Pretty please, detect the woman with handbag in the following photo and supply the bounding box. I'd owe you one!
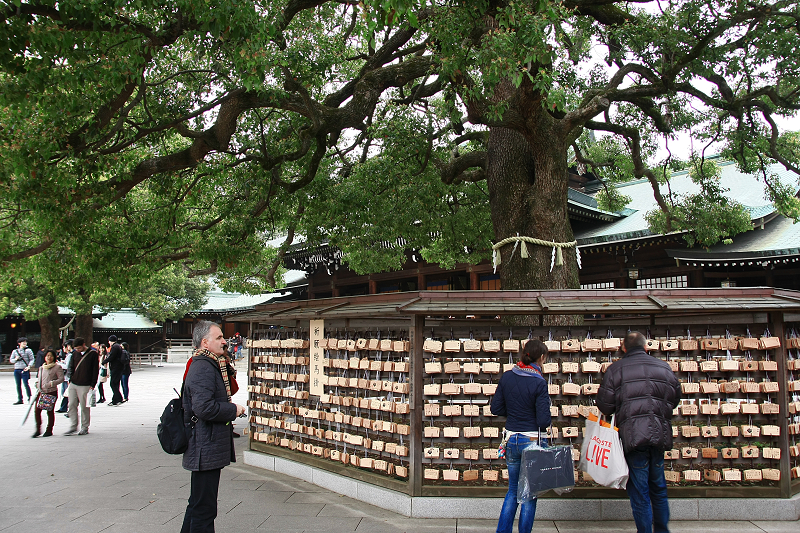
[33,349,64,437]
[490,339,552,533]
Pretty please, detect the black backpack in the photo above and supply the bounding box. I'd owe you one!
[157,386,195,454]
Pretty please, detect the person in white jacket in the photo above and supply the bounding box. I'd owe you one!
[10,337,34,404]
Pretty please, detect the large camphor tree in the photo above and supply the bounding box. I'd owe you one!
[1,0,799,308]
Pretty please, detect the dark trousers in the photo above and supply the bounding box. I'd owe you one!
[14,369,31,401]
[34,392,57,433]
[109,372,123,404]
[180,468,221,533]
[97,382,106,401]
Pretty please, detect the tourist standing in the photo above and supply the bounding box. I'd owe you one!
[490,340,552,533]
[65,338,100,436]
[35,345,48,369]
[232,332,243,360]
[597,331,681,533]
[102,335,124,405]
[33,349,64,437]
[180,321,246,533]
[120,342,132,402]
[56,340,73,413]
[10,337,34,405]
[95,343,108,403]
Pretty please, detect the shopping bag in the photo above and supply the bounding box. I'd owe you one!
[578,414,628,489]
[517,443,575,502]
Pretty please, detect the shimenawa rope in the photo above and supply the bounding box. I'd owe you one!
[492,234,581,273]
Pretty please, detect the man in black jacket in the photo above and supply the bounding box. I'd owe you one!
[102,335,125,405]
[180,321,246,533]
[597,332,681,533]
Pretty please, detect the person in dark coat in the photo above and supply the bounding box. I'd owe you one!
[490,339,552,533]
[597,331,681,533]
[102,335,124,405]
[180,321,245,533]
[120,341,132,402]
[35,346,49,369]
[56,339,73,413]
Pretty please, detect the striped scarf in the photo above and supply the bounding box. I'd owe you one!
[194,348,232,401]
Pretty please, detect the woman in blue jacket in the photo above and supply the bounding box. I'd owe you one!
[491,339,552,533]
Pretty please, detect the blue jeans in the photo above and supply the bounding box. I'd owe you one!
[626,447,670,533]
[14,369,31,401]
[497,435,548,533]
[59,380,69,410]
[121,374,130,400]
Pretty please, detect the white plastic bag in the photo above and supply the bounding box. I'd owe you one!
[579,414,628,489]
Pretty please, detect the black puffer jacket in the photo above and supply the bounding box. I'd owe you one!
[596,346,681,454]
[182,356,238,471]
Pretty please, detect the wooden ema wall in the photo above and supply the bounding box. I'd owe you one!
[247,319,800,498]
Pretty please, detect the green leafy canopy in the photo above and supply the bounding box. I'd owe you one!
[0,0,799,292]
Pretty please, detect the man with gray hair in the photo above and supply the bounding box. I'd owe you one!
[597,331,681,533]
[180,320,246,533]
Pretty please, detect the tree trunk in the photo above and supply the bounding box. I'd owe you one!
[486,125,581,326]
[75,312,94,344]
[38,304,62,350]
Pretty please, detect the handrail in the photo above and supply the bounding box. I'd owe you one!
[140,339,165,352]
[130,352,165,368]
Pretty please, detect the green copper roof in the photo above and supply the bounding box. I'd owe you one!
[576,161,798,246]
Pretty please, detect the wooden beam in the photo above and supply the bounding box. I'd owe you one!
[771,315,792,498]
[648,295,668,309]
[409,314,425,497]
[537,296,549,312]
[772,293,800,304]
[397,297,422,312]
[268,305,301,317]
[314,302,350,315]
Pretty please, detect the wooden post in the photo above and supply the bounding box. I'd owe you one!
[771,314,792,498]
[417,273,426,291]
[470,271,479,291]
[409,313,424,497]
[369,279,377,294]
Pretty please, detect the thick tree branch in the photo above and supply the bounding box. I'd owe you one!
[0,239,54,262]
[265,203,305,288]
[585,120,676,227]
[435,151,488,184]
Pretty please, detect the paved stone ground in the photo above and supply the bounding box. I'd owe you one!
[0,362,797,533]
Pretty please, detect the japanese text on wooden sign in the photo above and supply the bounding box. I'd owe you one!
[309,319,325,396]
